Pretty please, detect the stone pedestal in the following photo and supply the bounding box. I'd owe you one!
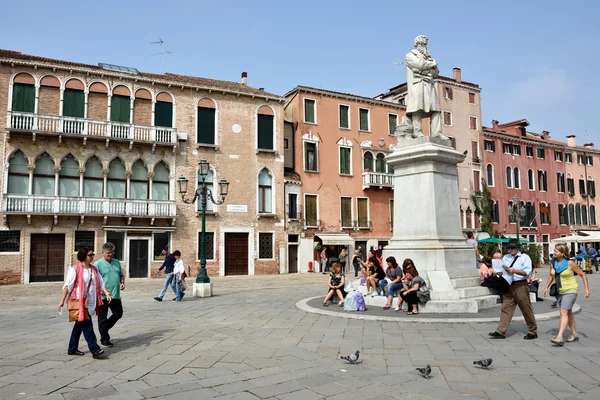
[193,282,213,298]
[383,137,479,303]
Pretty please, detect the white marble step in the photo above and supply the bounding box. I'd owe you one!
[447,269,480,279]
[362,292,500,314]
[452,277,482,288]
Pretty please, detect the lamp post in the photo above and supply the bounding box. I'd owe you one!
[507,194,526,241]
[177,159,229,284]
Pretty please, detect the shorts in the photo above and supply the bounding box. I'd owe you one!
[557,293,577,310]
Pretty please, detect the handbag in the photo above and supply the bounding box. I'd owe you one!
[180,279,187,292]
[549,283,557,297]
[67,272,93,322]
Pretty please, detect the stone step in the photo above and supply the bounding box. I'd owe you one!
[447,269,479,279]
[452,277,481,288]
[362,293,500,314]
[457,286,496,299]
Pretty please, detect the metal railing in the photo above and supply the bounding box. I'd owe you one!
[2,194,176,218]
[357,219,372,229]
[8,111,176,144]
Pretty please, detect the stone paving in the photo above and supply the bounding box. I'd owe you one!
[0,270,599,400]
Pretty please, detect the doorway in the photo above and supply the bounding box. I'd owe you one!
[225,233,248,275]
[288,245,298,273]
[30,234,65,282]
[129,239,149,278]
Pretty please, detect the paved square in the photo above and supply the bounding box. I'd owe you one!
[1,272,599,399]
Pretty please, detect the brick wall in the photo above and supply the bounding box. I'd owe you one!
[88,93,107,120]
[133,99,152,126]
[38,86,60,115]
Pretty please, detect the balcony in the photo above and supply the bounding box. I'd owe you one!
[7,111,177,153]
[2,194,176,224]
[362,171,393,190]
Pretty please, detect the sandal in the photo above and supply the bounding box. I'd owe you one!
[338,302,344,307]
[92,349,105,359]
[567,334,580,343]
[323,302,329,307]
[68,350,84,356]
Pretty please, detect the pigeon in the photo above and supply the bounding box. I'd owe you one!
[473,358,493,369]
[341,350,360,364]
[416,364,431,378]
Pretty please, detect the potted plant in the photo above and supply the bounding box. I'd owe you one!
[522,243,543,268]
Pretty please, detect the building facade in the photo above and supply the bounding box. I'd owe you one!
[0,49,286,284]
[283,86,403,273]
[376,67,484,231]
[482,119,598,259]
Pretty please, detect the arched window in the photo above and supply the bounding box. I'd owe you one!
[107,159,126,198]
[486,164,494,186]
[525,202,536,227]
[363,152,374,171]
[197,98,216,145]
[33,153,55,195]
[59,155,79,196]
[11,73,35,113]
[63,79,85,119]
[375,153,386,173]
[569,204,575,224]
[7,150,29,194]
[587,176,596,197]
[258,168,273,213]
[508,200,514,223]
[257,105,274,150]
[538,170,547,191]
[492,199,499,223]
[84,157,103,197]
[506,166,512,188]
[558,203,568,225]
[591,205,597,226]
[152,162,170,201]
[197,168,215,212]
[130,160,148,199]
[155,92,173,128]
[582,205,588,225]
[575,204,582,225]
[528,169,535,190]
[540,202,550,225]
[513,167,520,189]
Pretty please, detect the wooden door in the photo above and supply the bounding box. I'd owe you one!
[30,234,65,282]
[225,233,248,275]
[129,239,148,278]
[288,245,298,273]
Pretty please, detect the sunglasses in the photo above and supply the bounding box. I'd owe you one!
[87,253,95,257]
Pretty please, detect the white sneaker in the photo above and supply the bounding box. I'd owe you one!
[371,292,377,298]
[394,306,400,312]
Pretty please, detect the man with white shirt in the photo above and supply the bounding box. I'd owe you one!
[489,238,538,340]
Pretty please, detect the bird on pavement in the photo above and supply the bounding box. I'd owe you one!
[341,350,360,364]
[473,358,493,369]
[416,364,431,378]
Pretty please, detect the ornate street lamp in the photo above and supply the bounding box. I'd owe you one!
[177,158,229,284]
[507,194,526,241]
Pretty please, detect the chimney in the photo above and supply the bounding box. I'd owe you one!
[584,143,595,148]
[491,120,499,130]
[566,135,576,147]
[241,72,247,85]
[542,130,550,140]
[453,67,462,83]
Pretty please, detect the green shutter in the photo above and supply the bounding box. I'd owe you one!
[359,109,369,131]
[63,89,84,118]
[364,153,373,170]
[111,95,130,123]
[388,114,397,135]
[340,147,350,175]
[155,101,173,128]
[12,83,35,113]
[304,99,315,123]
[197,107,215,144]
[258,114,274,150]
[339,105,349,128]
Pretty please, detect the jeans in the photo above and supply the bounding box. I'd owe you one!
[97,298,123,343]
[352,263,360,278]
[158,273,177,299]
[175,276,185,301]
[68,319,101,354]
[387,282,404,297]
[377,279,388,296]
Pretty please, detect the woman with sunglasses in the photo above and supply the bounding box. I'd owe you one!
[58,247,112,359]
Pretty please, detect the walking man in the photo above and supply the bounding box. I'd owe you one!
[586,244,598,273]
[96,242,125,347]
[489,238,538,340]
[154,249,177,301]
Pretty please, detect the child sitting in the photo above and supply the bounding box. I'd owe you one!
[323,263,345,307]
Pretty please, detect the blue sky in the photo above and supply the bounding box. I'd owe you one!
[2,0,599,143]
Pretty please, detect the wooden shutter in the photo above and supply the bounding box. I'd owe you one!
[258,115,274,149]
[357,198,368,226]
[63,89,84,118]
[363,153,373,170]
[580,179,586,195]
[339,105,349,128]
[304,99,315,123]
[155,101,173,128]
[340,147,350,175]
[444,112,451,125]
[474,170,481,192]
[470,117,477,130]
[12,83,35,113]
[359,109,369,131]
[469,93,475,103]
[111,95,130,123]
[197,107,215,144]
[341,198,352,226]
[471,141,479,159]
[388,114,397,135]
[306,196,317,225]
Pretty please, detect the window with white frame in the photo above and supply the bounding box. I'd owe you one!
[305,194,318,227]
[363,151,374,171]
[565,152,573,163]
[304,98,316,124]
[486,164,494,186]
[469,116,478,131]
[33,153,55,196]
[257,106,275,150]
[339,146,351,175]
[339,104,350,129]
[358,108,370,131]
[388,113,398,136]
[375,153,386,173]
[304,141,318,172]
[197,231,215,260]
[59,155,80,197]
[513,167,520,189]
[258,168,273,214]
[443,111,452,126]
[484,140,495,152]
[555,150,563,162]
[528,169,535,191]
[83,157,103,197]
[506,166,513,188]
[340,197,353,228]
[557,173,565,193]
[526,146,534,157]
[538,170,548,191]
[258,232,274,259]
[537,148,545,159]
[357,198,369,228]
[7,150,29,195]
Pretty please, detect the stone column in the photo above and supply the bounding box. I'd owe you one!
[383,136,477,301]
[53,166,61,197]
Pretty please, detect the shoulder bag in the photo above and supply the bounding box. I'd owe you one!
[67,273,92,322]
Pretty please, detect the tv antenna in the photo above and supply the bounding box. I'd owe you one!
[393,58,403,68]
[151,38,173,74]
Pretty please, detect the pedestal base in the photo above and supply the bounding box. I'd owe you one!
[193,282,213,298]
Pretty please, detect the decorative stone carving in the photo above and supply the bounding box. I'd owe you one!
[27,164,36,171]
[125,170,133,178]
[148,171,155,179]
[102,169,110,177]
[53,166,61,173]
[78,168,86,174]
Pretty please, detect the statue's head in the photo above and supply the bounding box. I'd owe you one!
[414,35,428,48]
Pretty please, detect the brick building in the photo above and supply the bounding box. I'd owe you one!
[482,119,598,259]
[0,49,286,284]
[376,67,484,232]
[283,86,403,273]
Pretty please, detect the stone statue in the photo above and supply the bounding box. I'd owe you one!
[395,35,448,140]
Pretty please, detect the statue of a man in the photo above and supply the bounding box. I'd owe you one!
[397,35,448,140]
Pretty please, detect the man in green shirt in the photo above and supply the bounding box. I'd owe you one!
[95,242,125,347]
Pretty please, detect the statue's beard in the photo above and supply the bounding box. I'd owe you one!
[416,45,431,59]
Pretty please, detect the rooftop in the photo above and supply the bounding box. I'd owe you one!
[285,85,405,109]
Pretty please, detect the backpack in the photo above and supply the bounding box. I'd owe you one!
[344,292,359,312]
[354,291,366,312]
